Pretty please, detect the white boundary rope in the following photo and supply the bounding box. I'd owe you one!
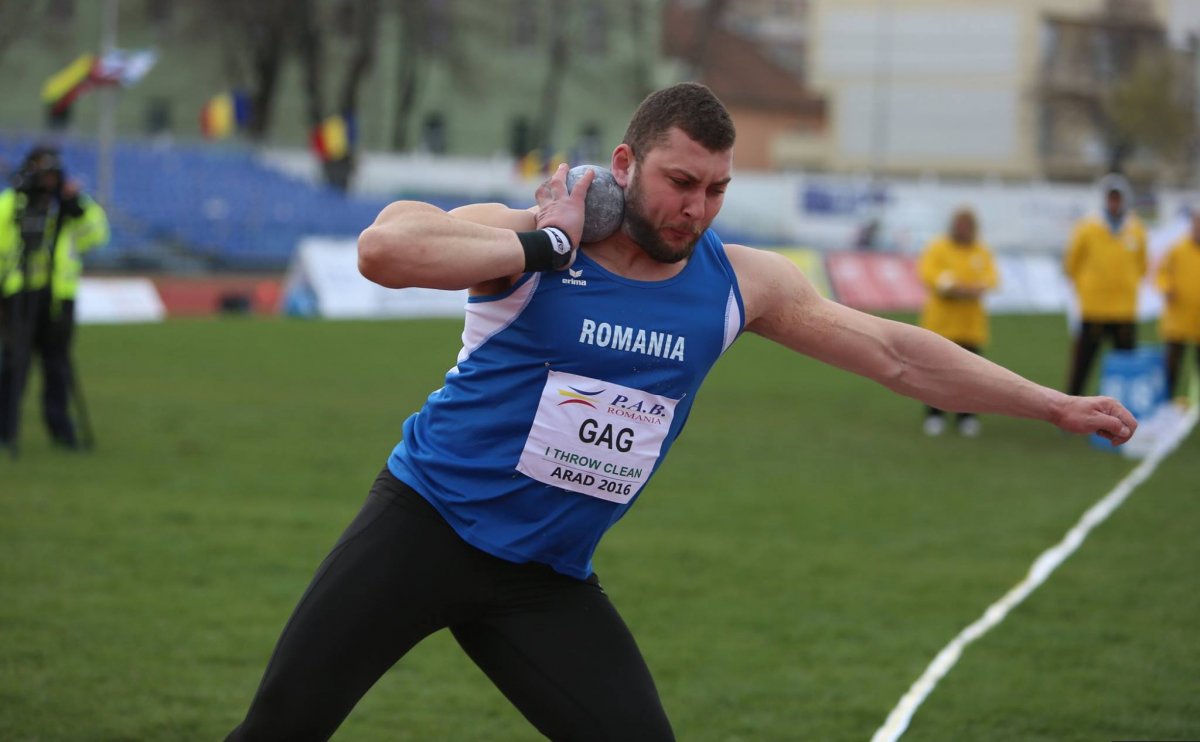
[870,405,1199,742]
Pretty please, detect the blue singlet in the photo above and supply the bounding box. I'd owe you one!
[389,230,745,579]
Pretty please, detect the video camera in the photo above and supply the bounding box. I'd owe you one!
[10,146,84,219]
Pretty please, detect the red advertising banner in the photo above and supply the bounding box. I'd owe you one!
[826,252,927,312]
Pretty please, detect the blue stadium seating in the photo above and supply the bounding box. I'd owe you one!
[0,134,415,271]
[0,134,775,270]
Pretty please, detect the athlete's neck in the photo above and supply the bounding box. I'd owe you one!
[582,234,690,281]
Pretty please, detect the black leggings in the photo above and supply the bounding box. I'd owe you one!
[227,470,674,742]
[1066,321,1137,397]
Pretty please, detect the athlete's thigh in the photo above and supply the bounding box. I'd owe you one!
[233,472,483,739]
[451,574,674,742]
[262,474,463,667]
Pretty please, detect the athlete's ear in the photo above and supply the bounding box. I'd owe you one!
[611,144,634,189]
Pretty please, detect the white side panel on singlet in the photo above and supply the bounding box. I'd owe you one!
[450,274,541,374]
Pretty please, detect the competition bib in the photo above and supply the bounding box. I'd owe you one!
[517,370,678,504]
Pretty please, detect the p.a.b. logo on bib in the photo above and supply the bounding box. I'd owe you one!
[517,370,677,504]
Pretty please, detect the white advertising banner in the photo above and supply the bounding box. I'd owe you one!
[986,254,1071,315]
[284,237,468,319]
[77,278,166,324]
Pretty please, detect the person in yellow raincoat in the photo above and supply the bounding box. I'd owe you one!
[1063,174,1147,396]
[1156,211,1200,399]
[0,146,109,454]
[917,207,998,436]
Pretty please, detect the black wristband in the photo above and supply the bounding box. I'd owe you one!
[517,227,574,272]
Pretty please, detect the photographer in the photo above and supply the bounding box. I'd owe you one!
[0,145,109,455]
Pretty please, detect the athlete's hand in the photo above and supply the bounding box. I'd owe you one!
[1052,395,1137,446]
[535,163,593,251]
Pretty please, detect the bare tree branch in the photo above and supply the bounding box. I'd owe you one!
[537,0,572,155]
[338,0,381,115]
[391,0,427,150]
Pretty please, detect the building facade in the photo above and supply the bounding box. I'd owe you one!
[776,0,1195,182]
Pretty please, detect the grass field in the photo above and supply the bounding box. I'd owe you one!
[1,313,1197,741]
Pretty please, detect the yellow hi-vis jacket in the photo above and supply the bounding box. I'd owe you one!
[0,187,110,301]
[917,236,998,347]
[1156,236,1200,343]
[1064,213,1147,322]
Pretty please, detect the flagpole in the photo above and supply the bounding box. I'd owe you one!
[97,0,118,209]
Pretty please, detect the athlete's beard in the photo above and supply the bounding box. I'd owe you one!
[621,172,703,264]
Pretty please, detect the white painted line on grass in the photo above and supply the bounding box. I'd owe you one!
[870,406,1199,742]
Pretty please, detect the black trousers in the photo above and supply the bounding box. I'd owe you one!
[1066,320,1137,397]
[0,291,76,449]
[227,470,674,742]
[1165,341,1200,399]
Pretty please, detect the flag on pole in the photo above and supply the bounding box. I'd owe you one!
[93,48,158,87]
[41,49,158,126]
[201,91,252,140]
[310,113,357,162]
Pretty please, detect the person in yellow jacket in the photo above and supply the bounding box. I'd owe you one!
[1156,211,1200,399]
[1063,173,1147,397]
[917,207,998,436]
[0,145,109,454]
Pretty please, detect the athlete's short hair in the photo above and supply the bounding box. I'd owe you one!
[622,82,735,160]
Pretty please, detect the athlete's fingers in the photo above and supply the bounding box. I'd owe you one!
[570,167,596,204]
[535,164,572,206]
[1091,398,1135,446]
[548,163,569,198]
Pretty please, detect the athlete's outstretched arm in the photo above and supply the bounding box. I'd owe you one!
[358,164,593,291]
[727,245,1137,445]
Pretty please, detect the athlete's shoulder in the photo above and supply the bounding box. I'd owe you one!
[720,241,776,272]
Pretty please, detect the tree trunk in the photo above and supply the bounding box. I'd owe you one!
[537,0,571,155]
[339,0,381,115]
[246,23,284,141]
[391,0,425,151]
[294,0,325,129]
[628,0,653,100]
[321,0,382,190]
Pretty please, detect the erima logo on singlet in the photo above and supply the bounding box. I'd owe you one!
[578,318,685,361]
[562,267,587,286]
